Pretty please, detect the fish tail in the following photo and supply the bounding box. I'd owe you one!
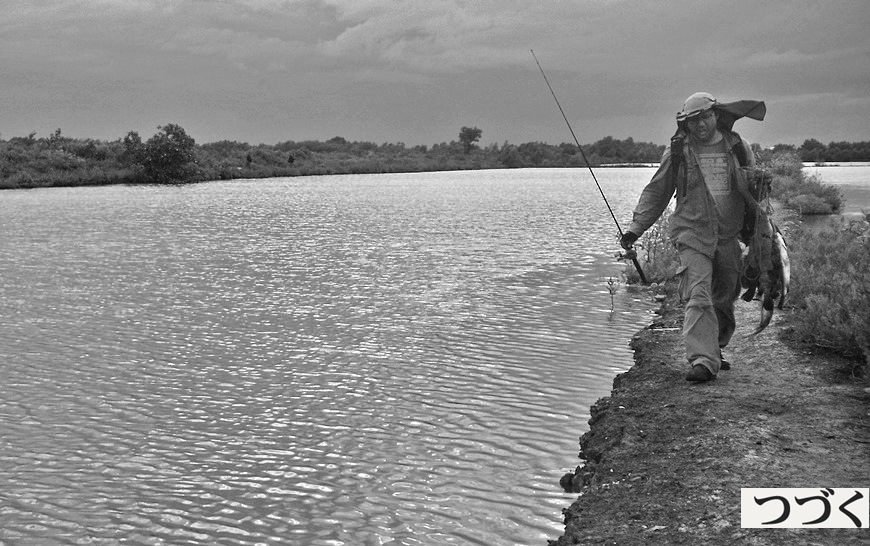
[752,296,774,335]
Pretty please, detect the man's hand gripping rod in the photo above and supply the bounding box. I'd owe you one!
[531,50,648,285]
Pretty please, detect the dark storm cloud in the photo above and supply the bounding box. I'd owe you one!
[1,0,867,147]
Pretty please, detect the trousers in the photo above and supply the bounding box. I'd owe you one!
[676,239,742,375]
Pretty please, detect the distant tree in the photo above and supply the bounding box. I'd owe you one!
[518,141,562,166]
[584,136,665,164]
[459,126,482,154]
[70,139,107,161]
[121,131,145,165]
[498,144,524,168]
[798,138,827,162]
[558,142,579,156]
[47,128,65,149]
[142,124,197,183]
[9,132,39,147]
[800,138,825,152]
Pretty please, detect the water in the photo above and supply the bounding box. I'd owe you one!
[0,168,660,545]
[803,162,870,214]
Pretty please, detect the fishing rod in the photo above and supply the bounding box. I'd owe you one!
[530,49,648,285]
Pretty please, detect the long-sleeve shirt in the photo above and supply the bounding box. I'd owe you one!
[627,131,755,258]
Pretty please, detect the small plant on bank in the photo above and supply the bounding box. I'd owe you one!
[603,276,620,311]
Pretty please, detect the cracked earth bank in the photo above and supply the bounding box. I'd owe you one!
[550,283,870,545]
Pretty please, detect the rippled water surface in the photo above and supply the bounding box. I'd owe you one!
[0,169,659,545]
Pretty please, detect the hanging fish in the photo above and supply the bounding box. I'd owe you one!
[773,229,791,308]
[740,214,790,335]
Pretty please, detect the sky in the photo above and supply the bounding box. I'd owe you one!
[1,0,868,148]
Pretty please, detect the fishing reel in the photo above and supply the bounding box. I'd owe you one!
[617,247,638,262]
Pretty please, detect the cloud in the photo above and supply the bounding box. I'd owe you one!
[316,0,555,72]
[0,0,867,145]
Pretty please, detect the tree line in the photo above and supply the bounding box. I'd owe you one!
[790,139,870,163]
[1,123,867,188]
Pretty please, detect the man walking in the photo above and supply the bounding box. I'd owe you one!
[620,92,761,382]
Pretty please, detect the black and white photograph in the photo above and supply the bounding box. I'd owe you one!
[1,1,868,544]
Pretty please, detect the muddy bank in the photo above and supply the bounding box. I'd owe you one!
[550,283,870,545]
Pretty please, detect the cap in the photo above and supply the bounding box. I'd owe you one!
[676,92,718,121]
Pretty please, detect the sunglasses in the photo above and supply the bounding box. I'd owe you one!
[686,110,716,124]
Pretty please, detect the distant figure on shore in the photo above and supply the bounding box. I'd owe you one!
[620,92,766,382]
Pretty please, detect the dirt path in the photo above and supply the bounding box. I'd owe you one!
[551,284,870,545]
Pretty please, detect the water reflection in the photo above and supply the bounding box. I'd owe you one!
[0,169,657,545]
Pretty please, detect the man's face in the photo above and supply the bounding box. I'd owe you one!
[686,109,718,143]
